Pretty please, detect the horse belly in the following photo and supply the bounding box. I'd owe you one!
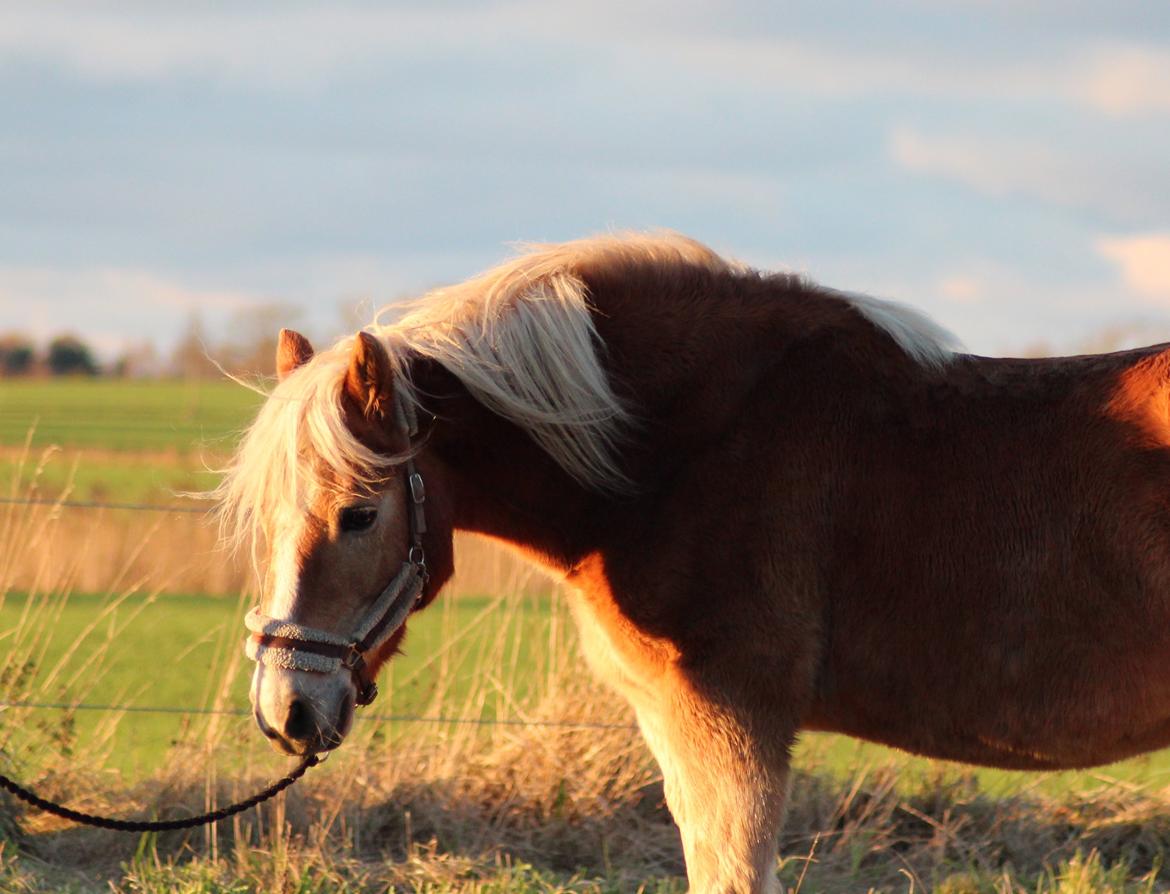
[810,602,1170,770]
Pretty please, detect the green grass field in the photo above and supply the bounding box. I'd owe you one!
[0,378,261,502]
[0,589,567,776]
[0,379,262,452]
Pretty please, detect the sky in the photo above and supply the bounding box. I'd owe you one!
[0,1,1168,362]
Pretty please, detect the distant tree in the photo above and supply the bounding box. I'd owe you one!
[47,335,99,376]
[170,313,220,379]
[112,340,161,379]
[1016,322,1170,358]
[0,333,36,376]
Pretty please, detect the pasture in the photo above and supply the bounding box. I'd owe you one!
[0,379,260,502]
[2,379,1170,892]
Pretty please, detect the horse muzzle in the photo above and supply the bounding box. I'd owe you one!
[250,664,355,755]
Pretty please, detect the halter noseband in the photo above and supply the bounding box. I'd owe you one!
[244,396,429,707]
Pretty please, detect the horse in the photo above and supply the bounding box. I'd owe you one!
[220,232,1170,893]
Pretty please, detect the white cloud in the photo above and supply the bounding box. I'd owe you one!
[890,129,1056,198]
[653,33,1072,106]
[888,127,1169,222]
[0,265,266,358]
[3,4,1167,119]
[937,275,982,305]
[0,266,257,313]
[0,252,502,359]
[1097,233,1170,301]
[778,250,1170,356]
[0,5,503,85]
[1082,46,1170,116]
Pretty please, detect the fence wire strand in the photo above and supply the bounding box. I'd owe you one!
[1,459,633,735]
[0,496,207,513]
[0,699,637,732]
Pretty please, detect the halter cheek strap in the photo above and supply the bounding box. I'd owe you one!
[243,395,429,707]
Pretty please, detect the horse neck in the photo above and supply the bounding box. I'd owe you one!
[412,268,898,570]
[414,365,609,572]
[586,265,881,464]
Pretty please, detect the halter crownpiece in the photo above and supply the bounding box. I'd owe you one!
[244,390,428,707]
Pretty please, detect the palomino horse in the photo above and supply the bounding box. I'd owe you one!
[223,233,1170,893]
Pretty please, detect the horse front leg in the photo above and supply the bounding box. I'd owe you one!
[636,689,793,894]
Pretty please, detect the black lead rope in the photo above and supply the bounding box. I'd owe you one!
[0,753,321,832]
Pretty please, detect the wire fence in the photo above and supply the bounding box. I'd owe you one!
[0,699,638,732]
[0,496,208,513]
[0,431,628,737]
[0,480,627,736]
[0,415,230,514]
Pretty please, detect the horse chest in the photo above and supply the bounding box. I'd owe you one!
[566,574,676,708]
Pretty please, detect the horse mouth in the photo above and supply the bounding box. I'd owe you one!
[252,691,352,756]
[254,708,299,755]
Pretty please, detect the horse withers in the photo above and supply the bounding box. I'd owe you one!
[220,233,1170,893]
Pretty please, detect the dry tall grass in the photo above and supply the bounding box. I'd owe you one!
[3,444,1170,891]
[8,666,1170,892]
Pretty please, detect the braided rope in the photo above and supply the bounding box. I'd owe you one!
[0,754,320,832]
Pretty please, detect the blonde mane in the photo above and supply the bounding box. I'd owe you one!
[215,233,704,555]
[215,231,957,556]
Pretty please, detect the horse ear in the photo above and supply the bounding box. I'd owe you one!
[344,331,394,418]
[276,329,314,380]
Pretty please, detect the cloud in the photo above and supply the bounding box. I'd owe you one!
[1082,46,1170,116]
[778,246,1170,356]
[0,5,493,85]
[890,129,1056,197]
[0,265,266,358]
[936,275,982,305]
[3,4,1168,120]
[653,34,1069,107]
[1097,233,1170,301]
[888,127,1170,223]
[0,266,257,313]
[0,252,502,359]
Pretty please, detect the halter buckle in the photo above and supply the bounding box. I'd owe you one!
[342,643,364,671]
[343,644,378,705]
[409,472,426,505]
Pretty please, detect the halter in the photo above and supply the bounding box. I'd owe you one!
[243,395,428,707]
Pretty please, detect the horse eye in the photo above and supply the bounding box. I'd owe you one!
[338,505,378,533]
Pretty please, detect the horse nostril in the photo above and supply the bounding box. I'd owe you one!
[254,709,280,741]
[283,698,315,741]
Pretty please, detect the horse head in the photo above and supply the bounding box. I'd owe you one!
[228,328,452,755]
[221,236,656,757]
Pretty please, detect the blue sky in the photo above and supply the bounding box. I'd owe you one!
[1,1,1168,361]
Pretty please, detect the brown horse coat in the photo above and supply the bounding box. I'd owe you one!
[234,234,1170,893]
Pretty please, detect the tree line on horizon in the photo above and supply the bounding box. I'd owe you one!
[0,327,238,380]
[0,302,328,380]
[0,333,101,377]
[12,301,1164,382]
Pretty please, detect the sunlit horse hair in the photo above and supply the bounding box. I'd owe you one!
[217,234,746,558]
[217,233,961,561]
